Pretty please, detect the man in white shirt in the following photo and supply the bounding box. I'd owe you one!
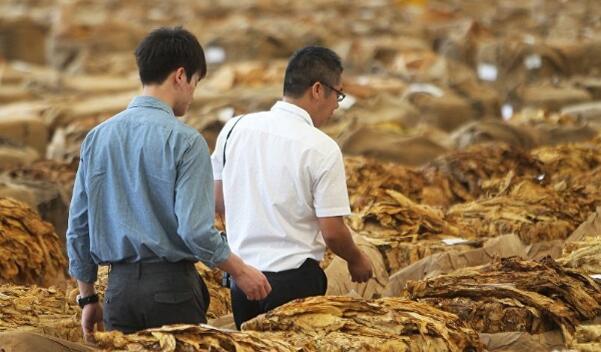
[211,46,373,329]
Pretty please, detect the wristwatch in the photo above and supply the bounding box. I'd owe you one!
[76,293,99,308]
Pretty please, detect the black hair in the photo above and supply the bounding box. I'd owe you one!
[135,26,207,85]
[283,46,343,98]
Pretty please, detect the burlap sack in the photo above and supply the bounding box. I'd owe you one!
[0,331,92,352]
[479,330,565,352]
[340,125,448,166]
[517,84,592,111]
[532,123,597,146]
[549,39,601,76]
[405,90,476,132]
[0,85,33,104]
[0,115,47,156]
[451,119,537,149]
[0,146,38,170]
[562,101,601,128]
[324,233,388,299]
[0,18,48,64]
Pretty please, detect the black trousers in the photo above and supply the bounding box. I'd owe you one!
[103,261,209,333]
[230,258,327,329]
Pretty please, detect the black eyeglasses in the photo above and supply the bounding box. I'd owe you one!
[320,82,346,102]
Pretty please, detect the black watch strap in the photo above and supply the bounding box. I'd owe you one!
[77,293,99,308]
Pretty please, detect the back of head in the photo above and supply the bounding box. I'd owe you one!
[283,46,343,98]
[135,26,207,85]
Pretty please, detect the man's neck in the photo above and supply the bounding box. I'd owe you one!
[282,96,316,124]
[142,85,176,111]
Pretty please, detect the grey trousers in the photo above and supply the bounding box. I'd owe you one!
[103,261,209,333]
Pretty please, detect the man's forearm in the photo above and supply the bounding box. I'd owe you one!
[323,229,363,264]
[216,253,244,277]
[319,216,363,264]
[77,280,96,297]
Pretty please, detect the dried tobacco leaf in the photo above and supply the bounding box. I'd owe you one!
[348,185,478,273]
[345,156,455,209]
[94,324,301,352]
[572,324,601,352]
[194,263,232,319]
[0,197,67,286]
[406,257,601,344]
[446,180,587,243]
[0,284,80,342]
[532,141,601,183]
[423,143,546,201]
[559,237,601,275]
[242,295,483,352]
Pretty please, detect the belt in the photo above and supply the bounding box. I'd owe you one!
[108,261,195,276]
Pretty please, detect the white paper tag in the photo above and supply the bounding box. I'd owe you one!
[591,274,601,280]
[442,237,470,245]
[206,47,226,64]
[339,94,356,110]
[478,63,498,81]
[524,54,542,70]
[522,35,536,45]
[356,76,370,85]
[501,104,514,120]
[407,83,444,97]
[217,107,235,123]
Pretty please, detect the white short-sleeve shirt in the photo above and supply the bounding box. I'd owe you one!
[211,101,351,271]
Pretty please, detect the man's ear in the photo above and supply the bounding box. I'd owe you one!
[310,82,322,99]
[174,67,187,84]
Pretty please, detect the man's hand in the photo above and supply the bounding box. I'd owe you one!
[81,302,104,343]
[347,250,373,283]
[231,264,272,300]
[217,253,272,300]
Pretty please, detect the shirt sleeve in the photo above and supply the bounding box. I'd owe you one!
[66,148,98,284]
[176,134,231,267]
[312,146,352,218]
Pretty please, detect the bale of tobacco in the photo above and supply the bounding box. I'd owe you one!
[532,139,601,183]
[0,197,67,286]
[344,156,456,209]
[94,324,301,352]
[347,187,478,273]
[242,295,483,352]
[446,180,588,243]
[0,284,80,342]
[572,324,601,352]
[423,143,546,202]
[558,207,601,275]
[406,256,601,345]
[559,236,601,275]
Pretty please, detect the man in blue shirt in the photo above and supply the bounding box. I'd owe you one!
[67,27,271,340]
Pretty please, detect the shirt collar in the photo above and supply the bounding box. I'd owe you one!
[127,96,175,116]
[271,101,314,127]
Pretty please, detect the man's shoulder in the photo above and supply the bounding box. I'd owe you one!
[307,128,341,156]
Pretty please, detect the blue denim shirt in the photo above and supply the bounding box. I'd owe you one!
[67,96,230,283]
